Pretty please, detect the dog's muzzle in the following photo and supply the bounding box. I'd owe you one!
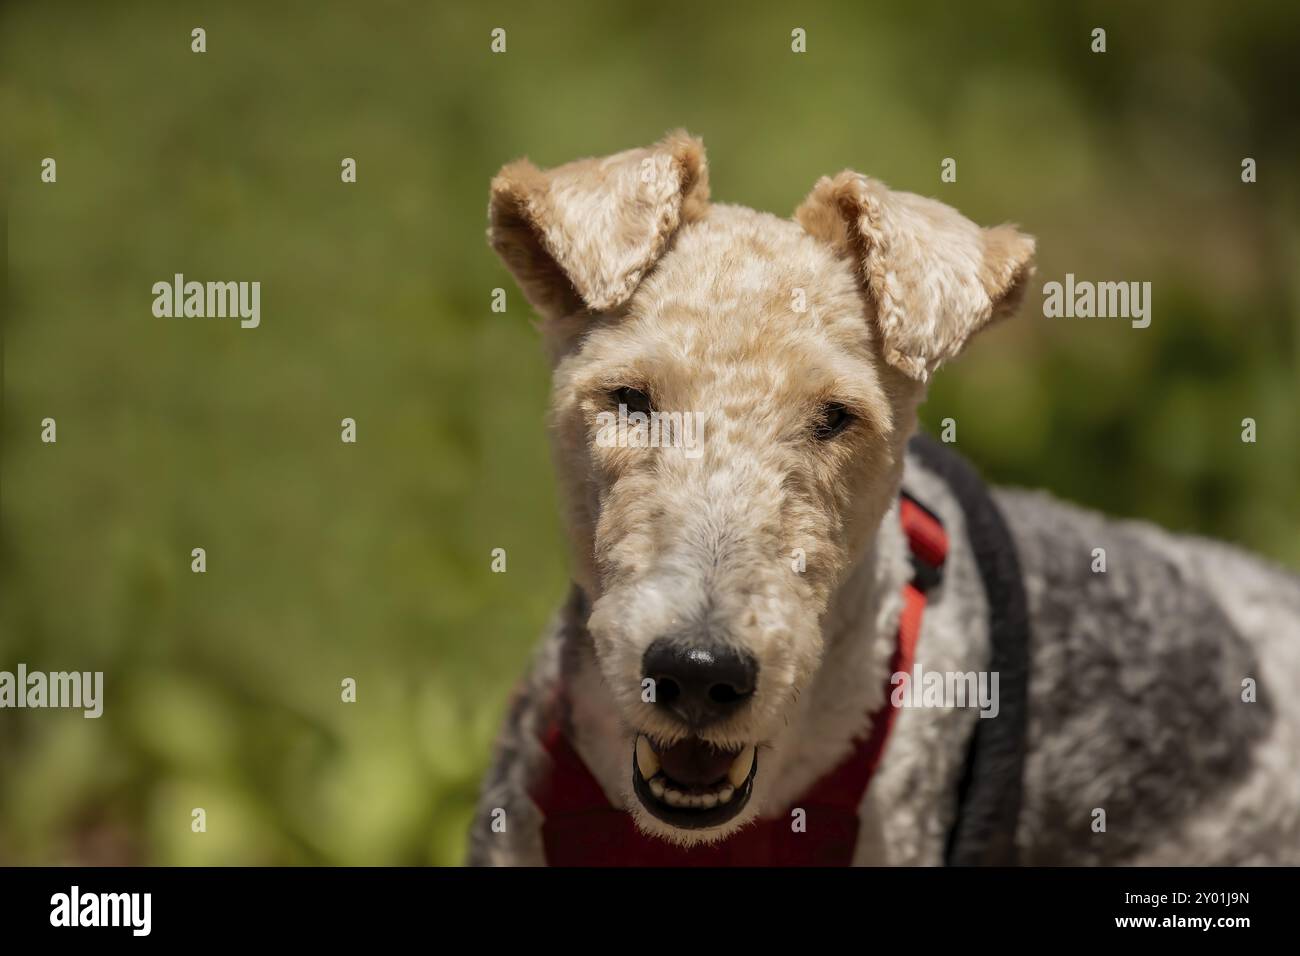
[632,734,757,828]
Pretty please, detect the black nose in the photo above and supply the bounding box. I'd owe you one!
[641,639,758,728]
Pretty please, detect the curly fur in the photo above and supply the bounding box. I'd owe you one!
[469,132,1300,865]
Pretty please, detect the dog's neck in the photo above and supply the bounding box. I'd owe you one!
[560,492,913,817]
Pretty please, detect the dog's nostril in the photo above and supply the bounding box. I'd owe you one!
[656,679,681,703]
[708,683,748,705]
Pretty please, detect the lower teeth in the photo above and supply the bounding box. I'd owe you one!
[653,775,736,809]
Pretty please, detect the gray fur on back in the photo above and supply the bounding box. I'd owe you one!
[997,488,1300,864]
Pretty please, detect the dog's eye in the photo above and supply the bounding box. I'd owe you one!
[812,402,853,441]
[610,386,654,415]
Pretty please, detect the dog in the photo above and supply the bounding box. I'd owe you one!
[469,131,1300,865]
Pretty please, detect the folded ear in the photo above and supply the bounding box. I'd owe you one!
[795,171,1035,382]
[488,130,710,319]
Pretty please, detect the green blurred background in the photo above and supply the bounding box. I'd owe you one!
[0,0,1296,864]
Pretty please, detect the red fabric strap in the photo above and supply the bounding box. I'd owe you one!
[531,493,948,866]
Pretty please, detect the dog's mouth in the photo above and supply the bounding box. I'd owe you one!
[632,734,757,829]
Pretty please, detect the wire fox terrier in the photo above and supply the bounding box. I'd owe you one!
[470,132,1300,866]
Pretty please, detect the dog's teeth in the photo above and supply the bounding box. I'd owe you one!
[728,746,755,788]
[641,741,753,811]
[635,735,660,778]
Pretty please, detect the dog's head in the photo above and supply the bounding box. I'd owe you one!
[489,132,1034,844]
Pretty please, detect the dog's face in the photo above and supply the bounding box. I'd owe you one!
[490,132,1033,844]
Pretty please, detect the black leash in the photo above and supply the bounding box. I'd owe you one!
[908,432,1031,866]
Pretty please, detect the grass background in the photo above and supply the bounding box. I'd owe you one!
[1,0,1296,864]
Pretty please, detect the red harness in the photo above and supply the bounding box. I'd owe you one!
[530,494,949,866]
